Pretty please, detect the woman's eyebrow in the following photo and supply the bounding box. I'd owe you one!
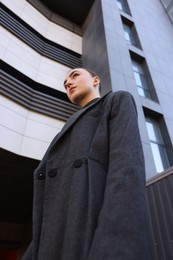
[63,70,79,86]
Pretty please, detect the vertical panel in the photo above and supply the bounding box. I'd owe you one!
[82,0,111,95]
[146,168,173,260]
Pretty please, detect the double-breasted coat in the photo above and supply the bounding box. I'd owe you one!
[22,91,150,260]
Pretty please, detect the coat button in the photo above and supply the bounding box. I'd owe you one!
[37,172,45,180]
[48,170,57,177]
[73,159,82,168]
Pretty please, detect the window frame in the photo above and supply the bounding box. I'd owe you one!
[130,52,158,102]
[145,117,170,173]
[117,0,131,15]
[121,16,142,49]
[123,23,137,46]
[143,109,173,173]
[132,59,152,99]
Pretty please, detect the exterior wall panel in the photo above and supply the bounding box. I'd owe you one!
[82,0,112,95]
[1,3,82,69]
[146,167,173,260]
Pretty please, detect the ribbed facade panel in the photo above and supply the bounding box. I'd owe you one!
[1,3,82,68]
[0,69,79,121]
[146,167,173,260]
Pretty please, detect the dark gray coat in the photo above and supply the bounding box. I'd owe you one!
[22,91,150,260]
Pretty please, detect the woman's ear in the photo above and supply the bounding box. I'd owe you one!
[93,76,100,86]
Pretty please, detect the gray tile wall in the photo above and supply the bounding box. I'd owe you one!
[82,0,112,95]
[82,0,173,179]
[129,0,173,177]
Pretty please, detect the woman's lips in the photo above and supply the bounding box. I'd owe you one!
[69,86,76,93]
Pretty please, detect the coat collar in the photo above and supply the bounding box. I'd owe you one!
[48,90,112,151]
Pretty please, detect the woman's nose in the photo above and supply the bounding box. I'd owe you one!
[66,80,74,89]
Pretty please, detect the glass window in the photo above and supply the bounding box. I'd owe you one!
[145,117,170,173]
[160,0,172,8]
[123,23,137,46]
[117,0,131,14]
[160,0,173,24]
[132,60,151,99]
[117,0,123,10]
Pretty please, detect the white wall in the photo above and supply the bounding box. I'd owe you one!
[0,27,71,92]
[1,0,83,93]
[1,0,82,54]
[0,96,64,160]
[1,0,82,159]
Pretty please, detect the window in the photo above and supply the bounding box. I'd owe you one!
[130,52,158,101]
[117,0,131,15]
[160,0,172,9]
[132,60,152,99]
[145,117,170,173]
[123,23,137,46]
[160,0,173,24]
[117,0,123,10]
[121,16,141,49]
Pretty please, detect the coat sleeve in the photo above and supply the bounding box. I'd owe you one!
[87,91,150,260]
[21,242,32,259]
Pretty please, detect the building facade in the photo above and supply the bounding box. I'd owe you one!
[0,0,173,259]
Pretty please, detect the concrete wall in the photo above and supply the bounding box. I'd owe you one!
[82,0,112,95]
[100,0,173,179]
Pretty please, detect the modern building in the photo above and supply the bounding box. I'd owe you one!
[0,0,173,259]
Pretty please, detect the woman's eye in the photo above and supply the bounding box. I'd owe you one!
[73,73,79,78]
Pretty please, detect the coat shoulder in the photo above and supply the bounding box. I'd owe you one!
[103,90,134,101]
[102,90,135,108]
[102,90,137,118]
